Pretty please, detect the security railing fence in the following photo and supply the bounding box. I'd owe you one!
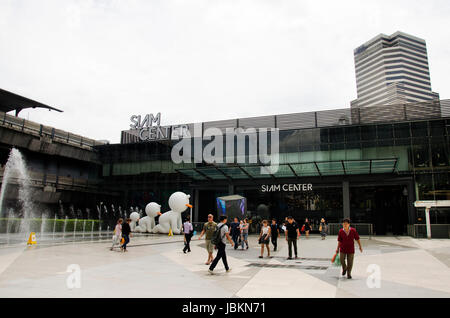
[0,111,107,150]
[327,223,373,236]
[407,224,450,239]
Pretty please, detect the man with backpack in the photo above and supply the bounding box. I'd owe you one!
[208,215,234,274]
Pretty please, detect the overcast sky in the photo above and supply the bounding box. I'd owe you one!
[0,0,449,143]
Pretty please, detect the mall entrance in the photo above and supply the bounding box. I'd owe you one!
[350,185,409,235]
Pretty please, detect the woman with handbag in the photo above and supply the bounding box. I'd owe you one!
[110,218,123,251]
[258,220,272,258]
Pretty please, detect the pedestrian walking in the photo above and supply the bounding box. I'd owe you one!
[319,218,328,240]
[209,215,234,274]
[121,218,132,252]
[240,218,249,250]
[336,218,363,279]
[270,219,280,251]
[230,217,240,250]
[258,220,272,258]
[183,216,194,253]
[110,218,123,251]
[303,218,311,238]
[285,216,300,259]
[198,214,217,265]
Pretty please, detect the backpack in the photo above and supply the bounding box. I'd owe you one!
[211,223,225,246]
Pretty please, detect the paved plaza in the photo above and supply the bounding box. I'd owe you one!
[0,233,449,298]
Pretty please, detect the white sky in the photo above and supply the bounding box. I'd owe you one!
[0,0,449,143]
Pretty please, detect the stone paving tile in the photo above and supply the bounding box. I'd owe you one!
[0,234,449,298]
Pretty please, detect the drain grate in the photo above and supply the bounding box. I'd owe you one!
[246,263,329,270]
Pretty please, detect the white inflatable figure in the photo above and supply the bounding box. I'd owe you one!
[129,212,140,232]
[153,192,192,234]
[135,202,162,233]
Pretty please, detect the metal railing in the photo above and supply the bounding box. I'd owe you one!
[407,224,450,239]
[0,111,107,151]
[327,223,373,237]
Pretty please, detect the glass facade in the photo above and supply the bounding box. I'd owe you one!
[97,118,450,233]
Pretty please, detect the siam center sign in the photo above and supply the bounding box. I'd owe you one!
[130,113,189,141]
[128,113,281,175]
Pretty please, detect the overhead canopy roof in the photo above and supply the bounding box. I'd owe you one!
[176,158,398,181]
[0,88,63,115]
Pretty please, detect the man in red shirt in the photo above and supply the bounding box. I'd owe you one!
[336,218,363,279]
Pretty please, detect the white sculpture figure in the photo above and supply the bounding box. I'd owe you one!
[135,202,162,233]
[129,211,140,232]
[153,192,192,234]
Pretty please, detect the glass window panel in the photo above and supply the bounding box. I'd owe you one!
[361,126,376,140]
[345,126,360,142]
[412,142,430,168]
[394,123,410,138]
[273,165,296,178]
[371,159,397,173]
[316,161,344,176]
[279,130,300,153]
[240,166,271,178]
[195,168,228,179]
[429,120,446,137]
[329,128,344,143]
[377,124,393,139]
[344,160,370,174]
[411,122,428,137]
[218,167,249,179]
[290,163,319,176]
[431,138,449,167]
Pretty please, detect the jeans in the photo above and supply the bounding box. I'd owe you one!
[287,238,297,258]
[183,234,192,252]
[340,253,354,276]
[232,234,239,250]
[209,242,229,271]
[122,234,130,250]
[271,236,278,251]
[241,233,248,248]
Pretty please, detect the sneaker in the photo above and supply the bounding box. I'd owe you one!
[226,268,232,273]
[208,269,214,275]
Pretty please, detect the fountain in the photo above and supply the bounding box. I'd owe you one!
[91,220,94,241]
[0,148,36,241]
[73,218,78,240]
[52,215,57,240]
[82,219,86,238]
[63,216,68,239]
[40,213,47,240]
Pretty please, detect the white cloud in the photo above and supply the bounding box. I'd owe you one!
[0,0,449,143]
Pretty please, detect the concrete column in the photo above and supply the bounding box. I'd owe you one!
[228,184,234,195]
[343,180,350,220]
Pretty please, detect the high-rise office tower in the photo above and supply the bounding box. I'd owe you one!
[351,31,439,108]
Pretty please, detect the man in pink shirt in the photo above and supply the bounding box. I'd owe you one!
[336,218,363,279]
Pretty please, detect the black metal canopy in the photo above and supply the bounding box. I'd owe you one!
[0,88,63,116]
[176,158,399,181]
